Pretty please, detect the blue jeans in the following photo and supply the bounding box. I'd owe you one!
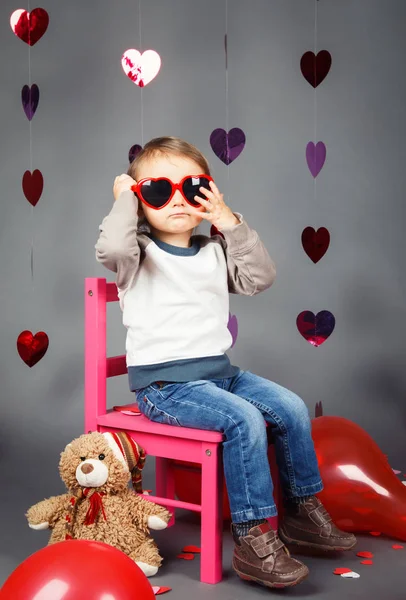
[135,368,324,522]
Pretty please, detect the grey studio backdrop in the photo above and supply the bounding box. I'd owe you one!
[1,0,405,586]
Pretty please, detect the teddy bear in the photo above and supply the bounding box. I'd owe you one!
[26,430,172,577]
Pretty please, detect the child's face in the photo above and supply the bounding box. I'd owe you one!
[136,153,206,244]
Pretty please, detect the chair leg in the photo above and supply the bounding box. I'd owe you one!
[155,457,176,527]
[200,444,223,584]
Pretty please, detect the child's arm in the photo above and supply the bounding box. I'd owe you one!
[215,213,277,296]
[95,175,141,291]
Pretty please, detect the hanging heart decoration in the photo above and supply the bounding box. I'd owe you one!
[301,227,330,263]
[306,141,326,178]
[300,50,332,88]
[17,330,49,367]
[129,144,143,163]
[296,310,335,347]
[21,84,39,121]
[227,313,238,348]
[10,8,49,46]
[121,49,161,87]
[210,224,225,239]
[22,169,43,207]
[210,128,245,165]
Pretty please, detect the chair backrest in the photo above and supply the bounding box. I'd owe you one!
[84,277,127,432]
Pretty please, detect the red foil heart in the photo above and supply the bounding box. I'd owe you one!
[22,170,43,206]
[302,227,330,263]
[300,50,332,88]
[296,310,335,346]
[10,8,49,46]
[17,331,49,367]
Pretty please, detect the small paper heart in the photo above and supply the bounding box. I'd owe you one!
[182,545,201,553]
[306,141,326,178]
[22,84,39,120]
[356,551,374,558]
[121,49,161,87]
[300,50,332,88]
[152,586,171,595]
[210,224,225,239]
[176,553,195,560]
[129,144,143,163]
[17,330,49,367]
[333,567,352,575]
[209,128,246,165]
[392,544,404,550]
[22,169,43,206]
[360,560,373,565]
[301,227,330,263]
[227,313,238,348]
[10,8,49,46]
[296,310,335,347]
[369,531,382,536]
[113,404,141,415]
[341,571,360,579]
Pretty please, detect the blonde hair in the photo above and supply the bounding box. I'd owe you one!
[127,136,211,231]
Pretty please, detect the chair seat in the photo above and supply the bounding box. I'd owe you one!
[97,410,224,443]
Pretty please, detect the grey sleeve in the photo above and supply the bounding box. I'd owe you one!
[216,212,276,296]
[95,190,141,291]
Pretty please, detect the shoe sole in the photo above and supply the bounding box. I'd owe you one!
[279,526,357,553]
[233,560,309,589]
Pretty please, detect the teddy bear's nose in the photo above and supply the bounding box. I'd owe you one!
[81,463,94,475]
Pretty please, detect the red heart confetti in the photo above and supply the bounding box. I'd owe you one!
[369,532,382,536]
[152,587,172,595]
[392,545,404,550]
[182,545,201,553]
[113,404,141,415]
[333,568,352,575]
[176,553,195,560]
[17,330,49,367]
[357,551,374,558]
[360,560,373,565]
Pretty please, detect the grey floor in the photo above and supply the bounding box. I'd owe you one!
[1,466,405,599]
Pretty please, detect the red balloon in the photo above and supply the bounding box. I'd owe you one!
[0,540,155,600]
[312,416,406,541]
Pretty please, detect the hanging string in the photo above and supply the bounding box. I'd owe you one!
[313,0,318,217]
[224,0,229,204]
[27,0,35,288]
[139,0,144,146]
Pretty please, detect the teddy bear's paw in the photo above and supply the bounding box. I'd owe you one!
[147,515,168,530]
[29,521,50,530]
[136,561,159,577]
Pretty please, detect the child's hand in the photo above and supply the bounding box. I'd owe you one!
[189,180,240,230]
[113,174,137,201]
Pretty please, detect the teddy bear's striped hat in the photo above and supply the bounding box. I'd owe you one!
[103,431,146,493]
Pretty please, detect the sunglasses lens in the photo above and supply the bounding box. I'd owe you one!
[182,176,211,206]
[140,179,172,208]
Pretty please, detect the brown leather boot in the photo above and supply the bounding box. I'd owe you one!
[231,521,309,589]
[278,496,357,552]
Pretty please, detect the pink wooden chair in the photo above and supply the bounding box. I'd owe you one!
[84,277,281,584]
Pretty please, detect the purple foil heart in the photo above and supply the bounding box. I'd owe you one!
[129,144,143,163]
[296,310,335,347]
[227,312,238,347]
[21,84,39,121]
[210,128,245,165]
[306,141,326,177]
